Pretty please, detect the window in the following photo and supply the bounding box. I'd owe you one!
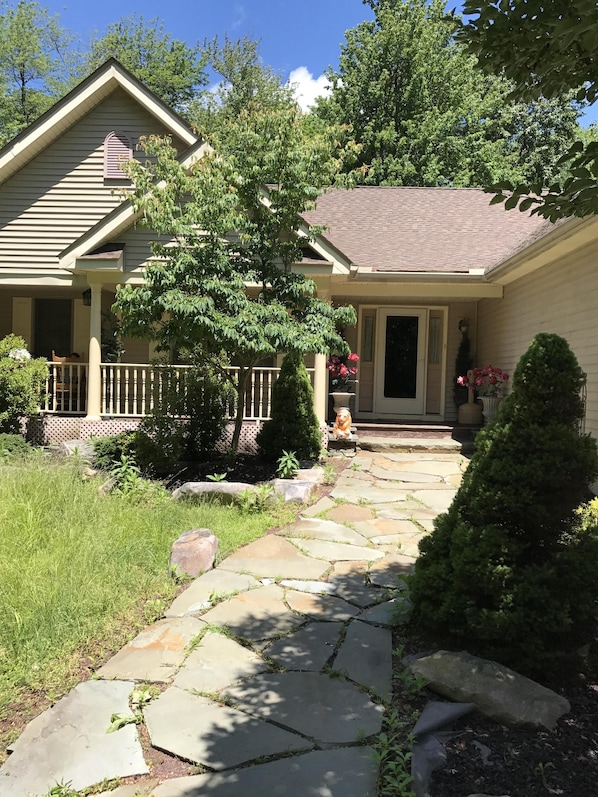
[104,131,132,179]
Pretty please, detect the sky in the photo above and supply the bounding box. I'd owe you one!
[41,0,597,124]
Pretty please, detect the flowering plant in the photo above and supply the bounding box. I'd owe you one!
[8,348,31,363]
[327,352,359,390]
[457,365,509,397]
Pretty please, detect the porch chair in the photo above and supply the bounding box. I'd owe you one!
[51,351,79,411]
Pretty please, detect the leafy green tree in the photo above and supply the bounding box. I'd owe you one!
[0,334,47,433]
[0,0,77,144]
[313,0,582,189]
[84,14,207,113]
[411,333,598,675]
[456,0,598,219]
[114,72,355,453]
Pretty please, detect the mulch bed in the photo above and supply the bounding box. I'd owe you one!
[392,632,598,797]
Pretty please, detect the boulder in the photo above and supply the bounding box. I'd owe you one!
[405,650,570,730]
[171,482,252,504]
[271,479,316,503]
[170,529,219,577]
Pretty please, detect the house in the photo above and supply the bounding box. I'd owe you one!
[1,59,596,448]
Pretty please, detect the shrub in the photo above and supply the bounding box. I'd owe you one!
[0,433,32,458]
[411,333,598,676]
[92,431,137,470]
[257,352,322,462]
[134,360,233,474]
[0,335,47,434]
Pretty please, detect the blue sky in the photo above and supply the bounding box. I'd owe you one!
[43,0,597,124]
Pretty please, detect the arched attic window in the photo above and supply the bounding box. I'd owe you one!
[104,131,132,180]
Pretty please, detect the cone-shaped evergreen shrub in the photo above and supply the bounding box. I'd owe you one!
[257,352,322,461]
[412,333,598,676]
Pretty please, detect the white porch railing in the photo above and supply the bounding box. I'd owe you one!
[43,363,315,420]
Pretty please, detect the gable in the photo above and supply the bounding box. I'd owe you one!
[0,87,191,272]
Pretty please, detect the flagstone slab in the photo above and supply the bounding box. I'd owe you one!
[368,555,415,587]
[285,589,360,621]
[359,597,411,626]
[289,538,384,562]
[330,485,408,504]
[353,518,421,539]
[97,617,206,682]
[417,518,436,532]
[152,747,378,797]
[97,782,159,797]
[0,680,148,796]
[173,632,270,692]
[199,585,302,642]
[325,503,376,523]
[411,489,456,513]
[224,672,384,743]
[144,687,311,769]
[280,579,338,594]
[265,621,344,671]
[334,621,393,700]
[280,517,369,545]
[218,536,329,580]
[373,502,434,519]
[165,571,260,618]
[370,466,442,483]
[372,459,463,476]
[301,495,336,517]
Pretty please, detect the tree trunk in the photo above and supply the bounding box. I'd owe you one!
[231,366,252,454]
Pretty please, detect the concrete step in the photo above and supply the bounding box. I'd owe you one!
[358,435,462,453]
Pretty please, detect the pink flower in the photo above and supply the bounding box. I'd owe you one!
[347,352,360,362]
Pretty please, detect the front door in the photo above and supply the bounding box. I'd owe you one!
[375,308,427,415]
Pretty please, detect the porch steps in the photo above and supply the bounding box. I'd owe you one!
[352,422,478,454]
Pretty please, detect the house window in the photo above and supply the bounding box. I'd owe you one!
[104,131,132,179]
[34,299,72,359]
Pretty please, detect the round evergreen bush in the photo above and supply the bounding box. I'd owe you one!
[257,351,322,462]
[411,333,598,676]
[0,335,47,434]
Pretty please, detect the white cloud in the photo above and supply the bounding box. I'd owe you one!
[287,66,331,112]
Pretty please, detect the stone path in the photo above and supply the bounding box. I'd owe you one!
[0,450,467,797]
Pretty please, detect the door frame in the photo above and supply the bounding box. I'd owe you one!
[374,307,428,415]
[356,305,449,420]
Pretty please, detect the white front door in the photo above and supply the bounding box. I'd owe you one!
[374,308,427,415]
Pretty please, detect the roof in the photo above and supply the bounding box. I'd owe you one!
[302,186,552,274]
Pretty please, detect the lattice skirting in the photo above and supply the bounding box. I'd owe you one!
[25,417,329,455]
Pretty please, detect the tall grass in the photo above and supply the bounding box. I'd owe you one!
[0,453,283,721]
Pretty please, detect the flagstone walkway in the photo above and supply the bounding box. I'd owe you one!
[0,450,467,797]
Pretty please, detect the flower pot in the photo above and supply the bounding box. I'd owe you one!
[480,396,503,423]
[330,391,354,414]
[458,400,482,425]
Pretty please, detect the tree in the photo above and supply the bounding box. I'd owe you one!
[84,15,207,114]
[312,0,583,189]
[411,333,598,675]
[114,51,355,453]
[456,0,598,219]
[257,351,322,462]
[0,0,77,144]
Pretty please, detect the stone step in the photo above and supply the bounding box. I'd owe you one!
[354,422,455,439]
[358,435,462,453]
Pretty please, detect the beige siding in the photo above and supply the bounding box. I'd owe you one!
[478,243,598,437]
[0,88,186,270]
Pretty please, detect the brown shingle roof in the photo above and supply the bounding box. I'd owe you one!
[302,186,551,273]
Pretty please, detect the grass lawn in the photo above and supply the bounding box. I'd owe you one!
[0,453,290,756]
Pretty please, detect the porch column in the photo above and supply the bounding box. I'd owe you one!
[313,353,328,424]
[85,282,103,420]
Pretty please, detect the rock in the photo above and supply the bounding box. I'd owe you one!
[170,528,219,577]
[406,650,570,730]
[171,482,252,504]
[61,439,95,461]
[271,479,316,503]
[98,476,117,494]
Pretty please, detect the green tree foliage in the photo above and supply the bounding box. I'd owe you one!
[257,351,322,462]
[84,14,207,113]
[0,334,47,433]
[313,0,583,188]
[411,333,598,675]
[0,0,76,144]
[456,0,598,219]
[114,50,355,453]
